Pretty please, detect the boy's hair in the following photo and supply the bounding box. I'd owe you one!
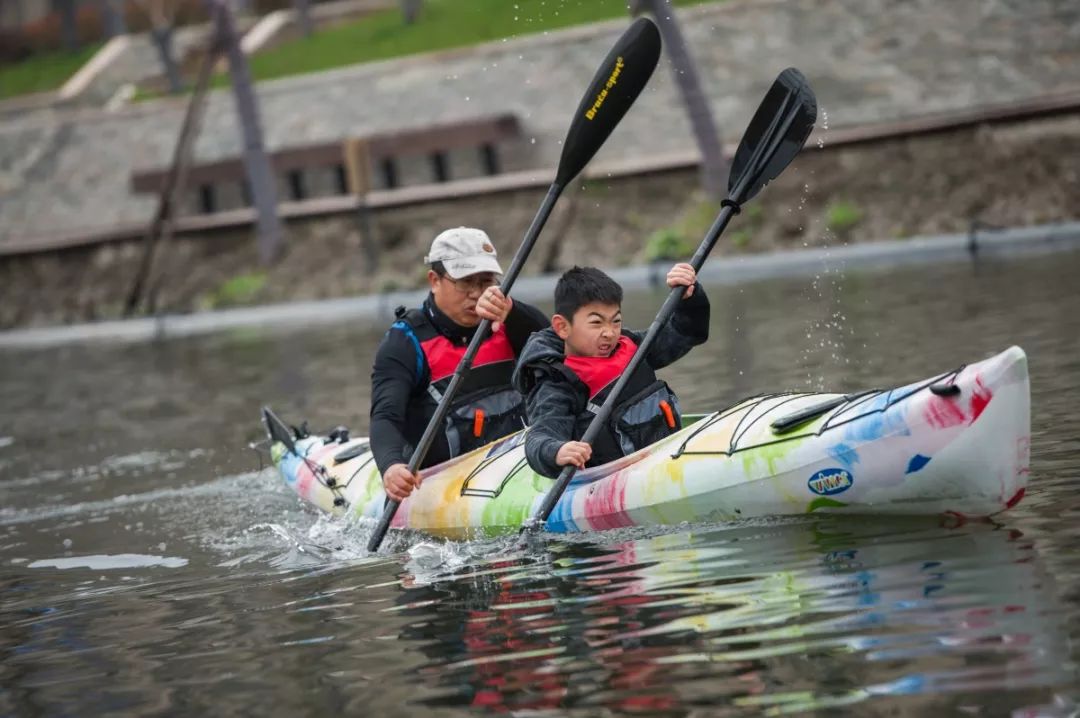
[554,266,623,320]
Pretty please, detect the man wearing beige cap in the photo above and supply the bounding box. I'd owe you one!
[370,227,547,502]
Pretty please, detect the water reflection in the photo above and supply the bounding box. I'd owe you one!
[371,518,1071,715]
[1,251,1079,715]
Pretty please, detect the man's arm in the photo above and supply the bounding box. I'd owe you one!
[523,378,582,479]
[503,299,549,356]
[369,329,425,475]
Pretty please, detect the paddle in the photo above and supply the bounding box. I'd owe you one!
[523,68,818,533]
[366,18,663,552]
[769,389,878,434]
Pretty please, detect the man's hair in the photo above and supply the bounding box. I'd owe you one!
[554,266,623,320]
[430,261,447,277]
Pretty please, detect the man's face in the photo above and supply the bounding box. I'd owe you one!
[429,270,499,327]
[553,301,623,357]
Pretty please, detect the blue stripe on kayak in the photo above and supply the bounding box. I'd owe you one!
[828,442,860,471]
[544,488,579,533]
[906,454,931,474]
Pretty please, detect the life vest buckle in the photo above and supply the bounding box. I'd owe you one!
[659,400,676,429]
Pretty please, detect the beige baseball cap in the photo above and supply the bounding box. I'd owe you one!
[424,227,504,279]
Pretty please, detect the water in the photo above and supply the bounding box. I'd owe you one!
[2,251,1079,716]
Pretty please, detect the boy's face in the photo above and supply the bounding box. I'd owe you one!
[553,302,622,357]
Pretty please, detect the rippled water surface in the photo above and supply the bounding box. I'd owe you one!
[2,250,1079,716]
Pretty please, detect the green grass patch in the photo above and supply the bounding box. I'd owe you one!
[729,228,751,248]
[826,200,864,233]
[0,44,101,100]
[644,227,693,262]
[199,271,268,309]
[239,0,720,84]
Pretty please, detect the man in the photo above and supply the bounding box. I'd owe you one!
[370,227,547,502]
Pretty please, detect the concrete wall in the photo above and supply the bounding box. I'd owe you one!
[1,0,1077,244]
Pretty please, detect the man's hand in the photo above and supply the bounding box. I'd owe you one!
[666,262,697,299]
[476,286,512,331]
[383,463,421,502]
[555,441,592,469]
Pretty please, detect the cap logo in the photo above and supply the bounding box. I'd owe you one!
[482,243,495,253]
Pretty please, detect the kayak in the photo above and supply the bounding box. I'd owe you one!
[264,346,1030,540]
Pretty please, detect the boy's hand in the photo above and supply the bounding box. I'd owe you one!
[555,441,592,469]
[476,286,512,331]
[383,463,421,502]
[666,262,697,299]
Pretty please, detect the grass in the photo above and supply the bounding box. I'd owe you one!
[826,200,864,234]
[238,0,721,85]
[645,195,766,258]
[644,227,694,262]
[0,44,102,100]
[198,271,268,309]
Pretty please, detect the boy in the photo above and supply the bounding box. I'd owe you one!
[512,264,709,478]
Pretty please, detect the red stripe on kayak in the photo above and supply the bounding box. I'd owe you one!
[1005,487,1026,509]
[583,473,633,531]
[925,395,966,428]
[970,377,993,421]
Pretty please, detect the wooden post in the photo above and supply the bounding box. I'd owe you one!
[342,137,372,196]
[343,138,379,272]
[631,0,727,197]
[125,36,222,316]
[214,0,284,264]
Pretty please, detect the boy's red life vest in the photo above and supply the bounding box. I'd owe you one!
[558,334,682,467]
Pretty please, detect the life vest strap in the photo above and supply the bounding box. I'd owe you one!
[427,383,443,403]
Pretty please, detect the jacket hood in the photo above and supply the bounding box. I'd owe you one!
[511,327,566,394]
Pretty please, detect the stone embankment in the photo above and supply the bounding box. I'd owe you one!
[0,0,1078,329]
[1,113,1078,330]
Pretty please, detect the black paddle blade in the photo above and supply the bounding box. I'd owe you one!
[262,406,297,456]
[554,17,662,187]
[728,68,817,204]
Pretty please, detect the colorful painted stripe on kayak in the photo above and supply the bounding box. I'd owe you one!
[272,346,1030,538]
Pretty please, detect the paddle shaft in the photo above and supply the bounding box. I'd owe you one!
[367,184,562,551]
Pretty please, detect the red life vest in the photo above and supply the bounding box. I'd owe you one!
[557,333,682,467]
[422,325,515,384]
[563,335,637,398]
[395,307,526,458]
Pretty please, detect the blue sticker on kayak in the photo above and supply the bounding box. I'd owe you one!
[808,468,854,496]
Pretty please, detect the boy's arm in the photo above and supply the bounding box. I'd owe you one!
[524,378,582,479]
[641,283,711,369]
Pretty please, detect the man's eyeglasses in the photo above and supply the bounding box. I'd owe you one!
[442,273,499,294]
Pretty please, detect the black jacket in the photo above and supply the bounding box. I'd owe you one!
[511,285,710,478]
[370,293,548,474]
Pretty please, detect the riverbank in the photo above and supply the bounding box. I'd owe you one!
[2,218,1078,349]
[1,112,1078,332]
